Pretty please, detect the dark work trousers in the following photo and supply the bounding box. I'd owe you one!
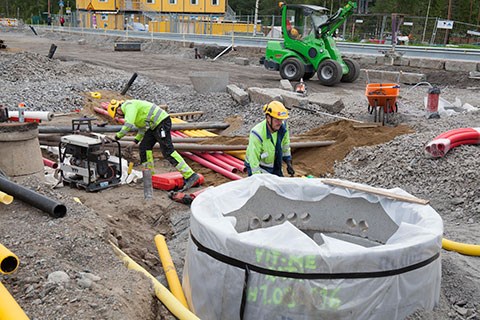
[138,117,178,166]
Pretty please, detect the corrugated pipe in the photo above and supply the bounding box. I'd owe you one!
[0,191,13,205]
[425,128,480,158]
[0,282,29,320]
[0,175,66,218]
[154,234,189,309]
[0,244,19,275]
[42,158,58,169]
[442,238,480,256]
[109,241,200,320]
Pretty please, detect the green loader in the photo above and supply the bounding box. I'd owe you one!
[260,1,360,86]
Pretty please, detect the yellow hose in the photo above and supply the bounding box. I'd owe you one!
[0,282,29,320]
[109,241,200,320]
[0,244,19,275]
[442,238,480,256]
[154,235,189,309]
[0,191,13,205]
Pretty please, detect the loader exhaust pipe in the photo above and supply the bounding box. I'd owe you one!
[0,175,66,218]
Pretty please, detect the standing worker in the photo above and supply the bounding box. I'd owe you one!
[245,101,295,177]
[107,99,200,191]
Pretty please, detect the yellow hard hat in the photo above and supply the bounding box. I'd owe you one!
[107,99,124,118]
[263,101,289,120]
[291,28,299,37]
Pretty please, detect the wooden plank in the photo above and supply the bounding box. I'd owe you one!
[321,179,429,205]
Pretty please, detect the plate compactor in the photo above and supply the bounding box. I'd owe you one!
[59,134,122,192]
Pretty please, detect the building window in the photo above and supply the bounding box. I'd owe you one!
[191,0,198,5]
[147,0,154,3]
[98,0,107,2]
[169,0,176,4]
[212,0,218,5]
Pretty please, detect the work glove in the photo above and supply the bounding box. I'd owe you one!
[286,160,295,177]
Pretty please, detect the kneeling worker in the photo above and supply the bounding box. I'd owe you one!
[245,101,295,177]
[108,99,200,191]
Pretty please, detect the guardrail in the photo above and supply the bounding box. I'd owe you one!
[32,25,480,62]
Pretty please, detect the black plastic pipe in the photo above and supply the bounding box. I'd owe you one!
[0,176,66,218]
[47,44,57,59]
[121,72,138,95]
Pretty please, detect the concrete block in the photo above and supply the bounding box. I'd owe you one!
[445,60,478,72]
[234,57,249,66]
[356,55,378,66]
[189,71,229,93]
[360,69,425,84]
[409,58,445,70]
[247,87,308,108]
[280,79,294,91]
[226,84,249,105]
[78,39,86,45]
[308,93,345,114]
[392,57,410,66]
[114,42,142,51]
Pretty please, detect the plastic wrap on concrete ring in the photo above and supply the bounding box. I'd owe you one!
[183,174,443,320]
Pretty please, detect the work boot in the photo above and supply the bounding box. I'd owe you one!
[182,173,200,191]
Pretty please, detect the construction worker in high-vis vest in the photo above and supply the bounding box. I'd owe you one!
[245,101,295,177]
[107,99,200,191]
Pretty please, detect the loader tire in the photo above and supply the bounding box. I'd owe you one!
[317,59,343,86]
[341,58,360,83]
[280,57,305,81]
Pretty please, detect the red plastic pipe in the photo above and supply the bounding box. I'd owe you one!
[43,158,58,169]
[425,128,480,157]
[181,152,242,180]
[214,153,246,172]
[195,152,238,173]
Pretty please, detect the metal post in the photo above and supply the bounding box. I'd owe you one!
[422,0,432,43]
[430,17,438,45]
[253,0,259,36]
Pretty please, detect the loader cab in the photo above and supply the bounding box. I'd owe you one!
[283,4,329,42]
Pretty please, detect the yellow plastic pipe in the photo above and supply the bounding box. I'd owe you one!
[0,244,19,275]
[154,234,189,309]
[0,191,13,205]
[109,241,200,320]
[442,238,480,256]
[0,282,29,320]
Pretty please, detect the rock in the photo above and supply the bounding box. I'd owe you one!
[77,277,93,289]
[280,79,293,91]
[47,271,70,284]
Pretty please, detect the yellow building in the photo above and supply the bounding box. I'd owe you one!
[76,0,227,29]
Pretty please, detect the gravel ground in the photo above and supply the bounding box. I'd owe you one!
[1,27,479,319]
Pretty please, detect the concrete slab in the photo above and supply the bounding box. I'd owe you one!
[247,87,308,108]
[445,60,478,72]
[308,93,345,113]
[409,58,445,70]
[226,84,249,105]
[189,71,229,93]
[226,186,398,246]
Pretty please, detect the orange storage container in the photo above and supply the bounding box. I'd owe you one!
[152,172,204,191]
